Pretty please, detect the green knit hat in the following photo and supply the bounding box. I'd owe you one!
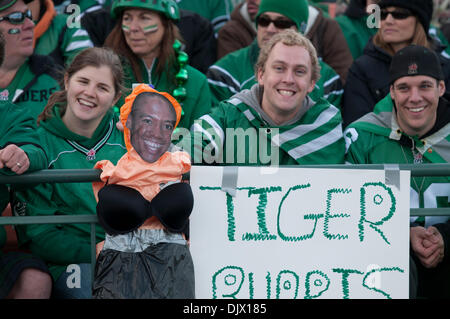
[256,0,309,33]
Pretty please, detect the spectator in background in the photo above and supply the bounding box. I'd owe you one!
[12,47,127,299]
[217,0,259,59]
[217,0,353,82]
[192,29,345,166]
[0,29,52,300]
[345,44,450,298]
[342,0,450,128]
[81,3,217,74]
[175,0,233,36]
[335,0,450,61]
[104,0,213,133]
[304,2,353,83]
[335,0,378,60]
[27,0,94,67]
[0,0,59,119]
[207,0,344,109]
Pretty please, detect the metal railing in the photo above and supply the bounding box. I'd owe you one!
[1,164,450,281]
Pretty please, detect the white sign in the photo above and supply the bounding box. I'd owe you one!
[189,166,411,299]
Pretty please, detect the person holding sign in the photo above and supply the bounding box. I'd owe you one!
[191,29,345,166]
[92,84,194,299]
[345,45,450,298]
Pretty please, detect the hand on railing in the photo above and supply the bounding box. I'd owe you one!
[0,144,30,175]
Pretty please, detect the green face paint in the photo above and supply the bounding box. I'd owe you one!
[121,23,157,34]
[142,24,158,34]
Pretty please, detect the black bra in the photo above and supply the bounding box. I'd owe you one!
[96,182,193,236]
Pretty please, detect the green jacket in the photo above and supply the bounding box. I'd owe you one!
[206,40,344,109]
[121,57,213,133]
[34,13,94,67]
[344,94,450,240]
[175,0,232,35]
[335,15,376,60]
[12,107,126,280]
[190,83,345,165]
[1,55,60,119]
[0,101,48,251]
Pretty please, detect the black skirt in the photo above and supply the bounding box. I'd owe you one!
[92,242,195,299]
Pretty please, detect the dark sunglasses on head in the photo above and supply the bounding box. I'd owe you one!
[257,15,296,29]
[0,9,32,25]
[380,9,413,20]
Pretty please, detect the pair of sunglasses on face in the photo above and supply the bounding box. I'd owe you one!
[380,9,413,21]
[0,9,32,25]
[257,15,296,29]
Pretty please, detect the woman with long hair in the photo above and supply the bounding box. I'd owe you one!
[12,47,127,299]
[342,0,450,127]
[104,0,213,135]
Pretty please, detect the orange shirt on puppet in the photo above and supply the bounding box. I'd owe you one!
[93,147,191,230]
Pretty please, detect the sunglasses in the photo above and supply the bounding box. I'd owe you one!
[0,9,32,25]
[380,9,413,20]
[257,15,296,29]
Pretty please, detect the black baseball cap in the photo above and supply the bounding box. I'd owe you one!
[389,45,444,84]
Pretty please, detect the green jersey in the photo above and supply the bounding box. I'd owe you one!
[1,55,60,119]
[34,13,94,67]
[0,101,48,250]
[12,107,126,280]
[206,40,344,109]
[344,94,450,228]
[335,15,376,60]
[175,0,233,35]
[190,84,345,166]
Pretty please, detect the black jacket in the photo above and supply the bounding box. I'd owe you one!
[342,38,450,127]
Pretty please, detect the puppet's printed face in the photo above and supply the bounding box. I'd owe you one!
[127,95,176,163]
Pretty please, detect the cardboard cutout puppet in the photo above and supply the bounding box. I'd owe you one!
[91,84,195,299]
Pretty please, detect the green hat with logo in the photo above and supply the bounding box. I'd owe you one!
[0,0,32,11]
[111,0,180,21]
[256,0,309,33]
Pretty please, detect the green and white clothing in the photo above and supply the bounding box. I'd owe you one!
[0,55,60,119]
[190,83,345,165]
[344,94,450,230]
[175,0,233,35]
[0,101,47,250]
[335,15,376,60]
[12,106,127,281]
[206,40,344,109]
[121,57,213,132]
[34,13,94,67]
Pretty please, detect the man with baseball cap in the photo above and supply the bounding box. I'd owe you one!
[0,0,59,119]
[206,0,344,109]
[345,45,450,298]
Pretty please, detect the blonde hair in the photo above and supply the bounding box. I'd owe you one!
[255,29,321,83]
[373,19,431,56]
